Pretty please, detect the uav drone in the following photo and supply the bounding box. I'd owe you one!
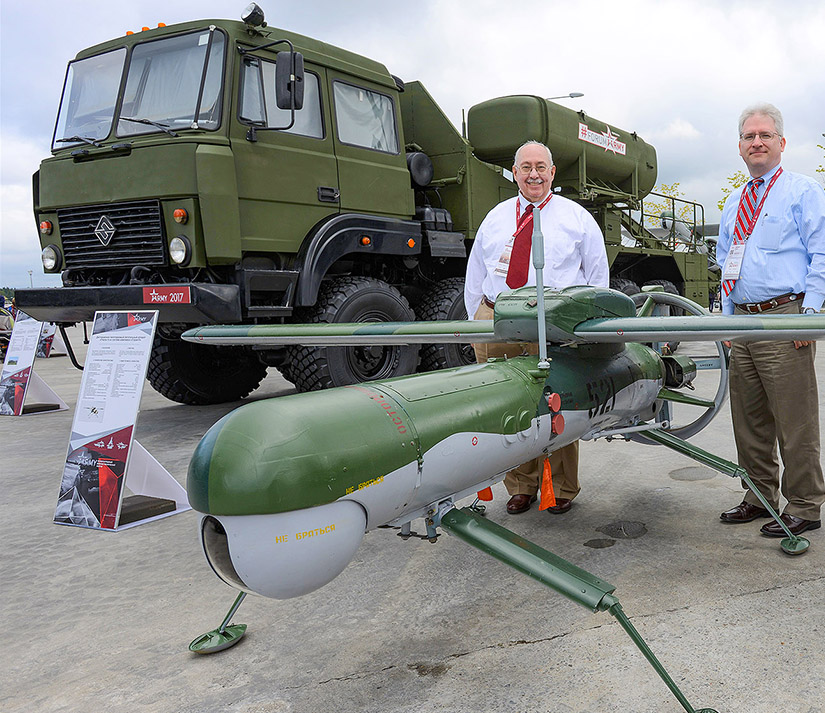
[181,211,824,713]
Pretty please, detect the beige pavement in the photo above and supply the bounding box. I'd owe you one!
[1,326,823,713]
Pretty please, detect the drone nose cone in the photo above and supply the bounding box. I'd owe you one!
[187,387,417,517]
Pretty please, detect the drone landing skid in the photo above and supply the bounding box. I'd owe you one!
[645,429,810,556]
[440,507,718,713]
[189,591,248,654]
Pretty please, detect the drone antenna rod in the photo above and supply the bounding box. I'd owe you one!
[532,208,550,368]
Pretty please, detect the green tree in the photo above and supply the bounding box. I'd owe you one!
[644,182,693,227]
[717,170,748,212]
[817,143,824,185]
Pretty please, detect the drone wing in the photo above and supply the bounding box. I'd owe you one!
[574,313,825,343]
[182,320,497,346]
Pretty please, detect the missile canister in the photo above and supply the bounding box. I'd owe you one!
[467,96,657,202]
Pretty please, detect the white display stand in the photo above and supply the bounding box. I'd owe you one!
[53,310,190,531]
[37,323,69,358]
[114,441,190,530]
[0,313,67,416]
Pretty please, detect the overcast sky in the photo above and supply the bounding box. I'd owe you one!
[1,0,823,288]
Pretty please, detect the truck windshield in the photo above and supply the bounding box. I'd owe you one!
[52,48,126,150]
[117,29,225,136]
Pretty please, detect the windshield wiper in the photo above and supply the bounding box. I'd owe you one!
[56,135,103,147]
[119,116,179,137]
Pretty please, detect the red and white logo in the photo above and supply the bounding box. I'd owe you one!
[142,286,192,304]
[578,123,626,155]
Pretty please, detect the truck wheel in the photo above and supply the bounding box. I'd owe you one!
[285,276,419,392]
[147,333,268,405]
[416,277,475,372]
[609,277,640,296]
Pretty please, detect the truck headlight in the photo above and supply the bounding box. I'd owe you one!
[42,245,62,272]
[169,236,191,266]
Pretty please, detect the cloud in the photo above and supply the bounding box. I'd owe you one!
[653,119,701,141]
[1,0,823,286]
[0,132,55,288]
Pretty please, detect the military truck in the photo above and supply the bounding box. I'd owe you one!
[18,4,715,404]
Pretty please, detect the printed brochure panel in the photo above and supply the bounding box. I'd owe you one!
[0,367,31,416]
[54,426,134,529]
[37,324,57,358]
[0,314,42,415]
[54,310,158,529]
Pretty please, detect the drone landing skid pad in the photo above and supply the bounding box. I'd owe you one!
[189,623,247,654]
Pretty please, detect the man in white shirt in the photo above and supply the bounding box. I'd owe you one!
[464,140,609,515]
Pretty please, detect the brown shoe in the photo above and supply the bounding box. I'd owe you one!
[760,513,822,538]
[506,494,537,514]
[719,500,771,523]
[546,497,573,514]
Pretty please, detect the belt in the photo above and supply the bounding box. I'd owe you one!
[735,292,804,314]
[482,296,496,309]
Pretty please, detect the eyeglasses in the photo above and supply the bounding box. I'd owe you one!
[739,132,781,143]
[516,164,552,174]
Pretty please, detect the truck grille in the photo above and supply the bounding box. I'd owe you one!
[57,200,167,269]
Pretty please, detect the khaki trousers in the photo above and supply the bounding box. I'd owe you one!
[473,301,581,500]
[730,301,825,520]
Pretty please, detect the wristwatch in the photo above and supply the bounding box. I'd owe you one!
[802,307,818,314]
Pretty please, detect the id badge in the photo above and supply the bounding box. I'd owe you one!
[722,243,746,280]
[494,237,515,277]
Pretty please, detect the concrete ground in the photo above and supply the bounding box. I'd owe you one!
[1,327,823,713]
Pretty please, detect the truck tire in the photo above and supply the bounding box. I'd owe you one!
[416,277,475,372]
[285,276,419,392]
[609,277,640,296]
[147,333,268,405]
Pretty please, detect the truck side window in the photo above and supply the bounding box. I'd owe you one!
[332,82,398,153]
[239,58,323,139]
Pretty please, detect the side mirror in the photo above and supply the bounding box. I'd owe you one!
[275,51,304,111]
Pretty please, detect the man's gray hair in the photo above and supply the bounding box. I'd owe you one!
[739,103,784,137]
[514,140,554,167]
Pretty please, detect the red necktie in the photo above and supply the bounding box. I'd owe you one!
[506,204,534,288]
[722,178,763,297]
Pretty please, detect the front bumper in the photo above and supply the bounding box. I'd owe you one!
[15,283,241,324]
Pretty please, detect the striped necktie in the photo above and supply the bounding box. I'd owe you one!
[722,178,763,297]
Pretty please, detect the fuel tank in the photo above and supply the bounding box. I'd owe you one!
[468,96,657,200]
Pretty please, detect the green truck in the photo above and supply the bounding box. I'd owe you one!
[17,4,715,404]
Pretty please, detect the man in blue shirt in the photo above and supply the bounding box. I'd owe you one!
[716,103,825,536]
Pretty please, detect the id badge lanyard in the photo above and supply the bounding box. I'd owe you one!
[722,168,783,281]
[494,194,553,276]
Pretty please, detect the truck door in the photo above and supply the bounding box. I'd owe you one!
[327,74,414,218]
[233,56,339,253]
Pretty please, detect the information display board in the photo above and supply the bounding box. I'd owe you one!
[54,311,189,530]
[0,312,66,415]
[36,323,68,358]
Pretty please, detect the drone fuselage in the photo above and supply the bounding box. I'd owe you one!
[189,342,664,599]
